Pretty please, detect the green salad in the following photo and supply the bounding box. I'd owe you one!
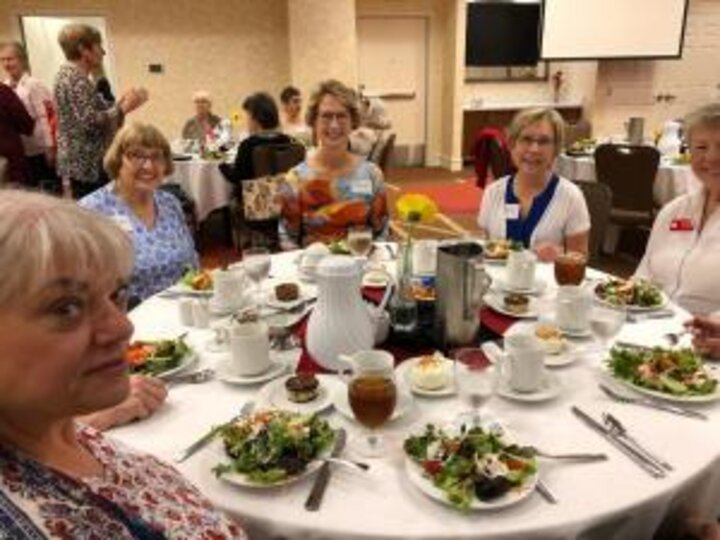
[607,346,717,396]
[404,423,537,511]
[213,410,335,485]
[327,239,351,255]
[126,337,190,376]
[595,278,663,308]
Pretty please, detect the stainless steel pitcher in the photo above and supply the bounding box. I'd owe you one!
[434,241,492,348]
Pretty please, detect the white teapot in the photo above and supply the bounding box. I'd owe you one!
[306,256,391,371]
[657,120,682,157]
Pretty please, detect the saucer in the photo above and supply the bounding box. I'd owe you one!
[494,277,547,296]
[396,356,455,397]
[333,384,414,422]
[216,358,287,385]
[496,372,562,403]
[483,293,538,319]
[208,297,245,316]
[265,287,315,311]
[257,374,336,415]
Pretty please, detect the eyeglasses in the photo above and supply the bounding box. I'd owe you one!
[318,111,350,124]
[517,135,555,148]
[125,150,165,166]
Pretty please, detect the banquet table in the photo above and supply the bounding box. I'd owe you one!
[168,156,232,221]
[113,250,720,540]
[555,153,700,207]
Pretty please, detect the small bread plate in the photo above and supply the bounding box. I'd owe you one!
[215,357,287,385]
[333,384,414,422]
[396,354,455,397]
[265,285,316,311]
[497,371,562,403]
[505,323,579,368]
[362,268,391,288]
[494,277,547,296]
[257,374,337,415]
[483,293,538,319]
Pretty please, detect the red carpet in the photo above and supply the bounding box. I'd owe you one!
[393,178,482,215]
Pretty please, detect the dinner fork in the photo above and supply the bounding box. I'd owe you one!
[167,369,215,386]
[524,446,607,462]
[598,383,707,420]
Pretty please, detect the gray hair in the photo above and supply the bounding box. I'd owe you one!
[0,190,133,307]
[507,107,566,157]
[684,103,720,145]
[0,41,28,69]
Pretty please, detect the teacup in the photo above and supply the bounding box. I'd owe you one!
[228,321,271,376]
[503,333,545,393]
[506,250,537,291]
[556,285,592,334]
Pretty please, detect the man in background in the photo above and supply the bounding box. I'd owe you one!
[0,41,59,193]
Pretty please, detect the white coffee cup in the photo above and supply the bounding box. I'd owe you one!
[229,321,271,376]
[178,299,195,326]
[503,333,545,393]
[412,239,438,276]
[506,250,537,291]
[212,268,245,309]
[556,285,592,334]
[192,299,210,328]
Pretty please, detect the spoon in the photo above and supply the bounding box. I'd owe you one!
[167,369,215,385]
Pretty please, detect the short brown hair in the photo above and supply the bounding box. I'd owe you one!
[684,103,720,145]
[58,23,102,61]
[0,41,28,69]
[103,122,173,179]
[507,107,566,157]
[305,79,361,130]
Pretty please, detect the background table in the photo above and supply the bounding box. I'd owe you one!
[555,154,700,206]
[168,157,232,222]
[113,252,720,540]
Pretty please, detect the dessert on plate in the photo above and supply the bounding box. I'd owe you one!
[285,373,320,403]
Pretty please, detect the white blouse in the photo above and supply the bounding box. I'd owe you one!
[477,175,590,248]
[635,189,720,315]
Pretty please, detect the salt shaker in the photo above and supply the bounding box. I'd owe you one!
[192,299,210,328]
[178,299,195,326]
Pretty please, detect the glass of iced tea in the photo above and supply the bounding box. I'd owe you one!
[344,350,397,457]
[554,251,587,286]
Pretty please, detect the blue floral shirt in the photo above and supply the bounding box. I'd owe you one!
[80,184,199,300]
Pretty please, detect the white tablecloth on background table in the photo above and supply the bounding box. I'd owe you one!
[113,251,720,540]
[168,158,232,221]
[555,154,700,207]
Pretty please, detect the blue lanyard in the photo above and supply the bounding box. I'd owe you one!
[504,175,560,248]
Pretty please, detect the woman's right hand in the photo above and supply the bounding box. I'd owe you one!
[119,87,149,114]
[685,315,720,358]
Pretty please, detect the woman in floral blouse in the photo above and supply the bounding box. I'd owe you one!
[0,190,245,539]
[278,79,388,249]
[54,23,147,199]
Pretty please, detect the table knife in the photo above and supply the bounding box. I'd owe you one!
[602,412,673,471]
[174,400,255,463]
[598,384,708,420]
[305,428,347,511]
[571,406,666,478]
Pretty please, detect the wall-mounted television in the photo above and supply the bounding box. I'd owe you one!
[465,1,541,67]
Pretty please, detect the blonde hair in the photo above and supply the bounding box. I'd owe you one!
[192,90,211,103]
[103,122,174,179]
[684,103,720,145]
[0,190,133,307]
[58,23,102,61]
[305,79,361,130]
[507,107,566,157]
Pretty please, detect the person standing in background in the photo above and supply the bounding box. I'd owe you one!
[280,85,312,146]
[0,41,60,193]
[54,23,147,199]
[0,81,34,185]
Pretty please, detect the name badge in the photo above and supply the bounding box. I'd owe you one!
[111,214,134,235]
[352,179,373,196]
[669,217,694,231]
[504,204,520,220]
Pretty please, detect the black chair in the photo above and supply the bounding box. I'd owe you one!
[369,132,396,174]
[575,180,612,266]
[158,183,200,249]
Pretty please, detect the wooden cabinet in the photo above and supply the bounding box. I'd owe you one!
[462,104,583,163]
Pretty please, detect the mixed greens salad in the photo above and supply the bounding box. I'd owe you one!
[404,423,537,511]
[180,268,213,291]
[607,347,718,397]
[484,239,524,260]
[594,278,663,308]
[126,337,190,376]
[214,410,335,485]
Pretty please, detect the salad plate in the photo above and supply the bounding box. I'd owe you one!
[483,293,538,319]
[603,347,720,404]
[126,338,197,379]
[496,372,562,403]
[212,410,336,488]
[403,423,538,511]
[594,278,668,312]
[257,375,336,415]
[169,269,214,296]
[215,358,287,385]
[396,355,456,397]
[333,384,414,422]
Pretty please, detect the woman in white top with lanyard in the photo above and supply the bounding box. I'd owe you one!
[477,107,590,262]
[635,103,720,315]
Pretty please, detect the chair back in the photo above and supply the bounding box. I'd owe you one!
[158,183,200,248]
[473,128,514,187]
[251,142,306,177]
[593,143,659,218]
[488,137,514,180]
[370,132,396,173]
[574,181,612,265]
[565,119,592,148]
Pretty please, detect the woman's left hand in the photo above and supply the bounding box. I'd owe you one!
[533,242,561,263]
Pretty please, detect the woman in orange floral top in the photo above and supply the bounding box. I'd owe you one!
[278,80,388,249]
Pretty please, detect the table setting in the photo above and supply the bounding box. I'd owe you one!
[112,241,720,540]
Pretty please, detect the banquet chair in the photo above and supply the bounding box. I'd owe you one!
[370,132,396,174]
[575,180,612,266]
[231,142,306,251]
[473,128,514,187]
[158,183,200,249]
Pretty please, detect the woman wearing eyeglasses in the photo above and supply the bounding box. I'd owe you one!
[278,79,388,249]
[80,122,199,301]
[477,107,590,262]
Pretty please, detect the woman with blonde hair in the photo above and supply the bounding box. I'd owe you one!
[476,107,590,262]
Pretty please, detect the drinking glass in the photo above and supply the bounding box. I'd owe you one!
[242,247,271,306]
[453,348,497,427]
[346,351,397,458]
[347,226,373,258]
[590,305,626,352]
[554,251,587,286]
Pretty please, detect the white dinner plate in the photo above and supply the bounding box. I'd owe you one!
[166,282,213,297]
[494,277,547,296]
[396,356,456,397]
[594,289,669,313]
[154,351,198,380]
[333,383,414,422]
[505,323,579,368]
[257,374,336,415]
[216,357,287,385]
[496,371,562,403]
[483,293,538,319]
[600,363,720,404]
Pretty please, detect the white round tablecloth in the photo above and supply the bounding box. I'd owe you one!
[112,251,720,540]
[168,157,232,221]
[555,154,700,207]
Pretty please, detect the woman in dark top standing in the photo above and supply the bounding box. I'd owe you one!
[0,82,34,184]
